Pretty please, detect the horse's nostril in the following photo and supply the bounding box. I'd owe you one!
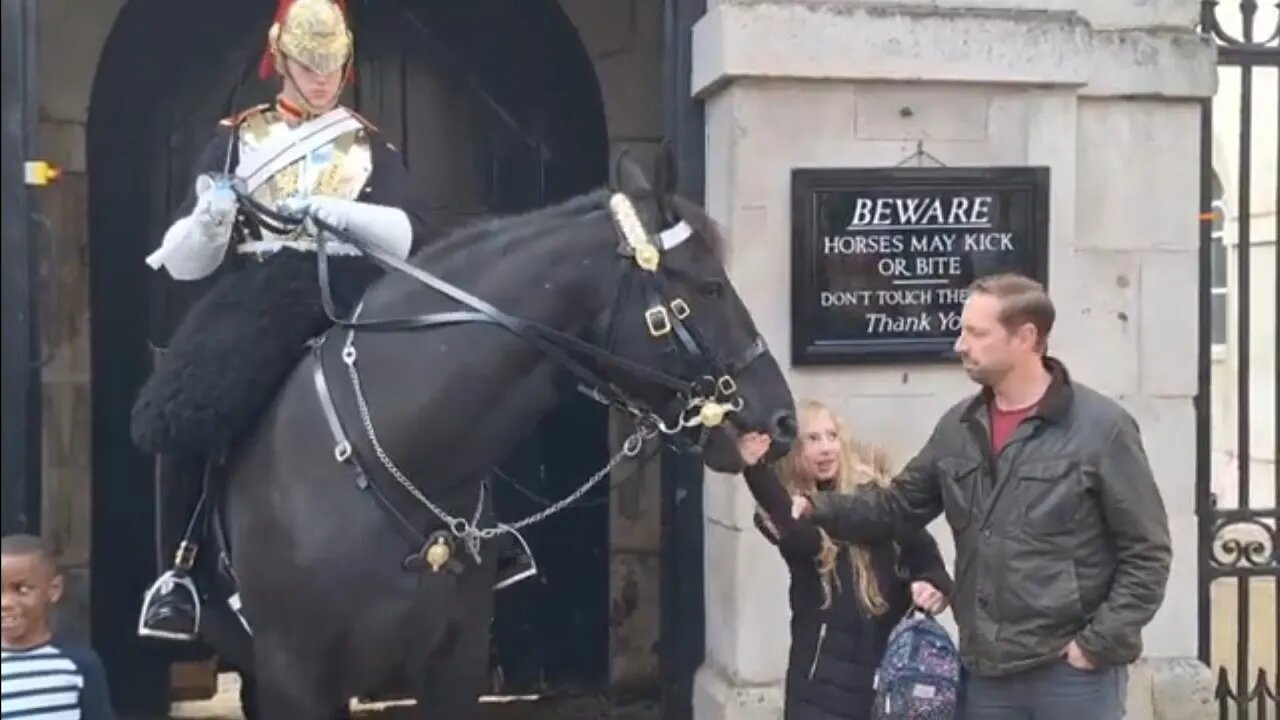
[772,411,797,442]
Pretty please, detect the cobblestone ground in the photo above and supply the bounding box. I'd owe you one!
[170,674,659,720]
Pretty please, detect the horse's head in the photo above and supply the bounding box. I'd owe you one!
[600,152,796,473]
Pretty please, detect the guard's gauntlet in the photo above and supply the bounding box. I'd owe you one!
[303,196,413,261]
[145,174,239,280]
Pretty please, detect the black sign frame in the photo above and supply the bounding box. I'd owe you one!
[790,166,1050,366]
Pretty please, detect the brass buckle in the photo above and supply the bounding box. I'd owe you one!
[645,306,672,337]
[717,375,738,397]
[173,541,198,572]
[670,298,691,320]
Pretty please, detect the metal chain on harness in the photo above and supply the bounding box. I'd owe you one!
[339,329,659,561]
[246,187,754,563]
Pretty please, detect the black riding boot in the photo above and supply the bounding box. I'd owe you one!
[138,458,209,641]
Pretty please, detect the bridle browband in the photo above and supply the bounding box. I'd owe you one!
[227,180,768,442]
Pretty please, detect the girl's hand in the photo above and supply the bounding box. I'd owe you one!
[738,432,772,467]
[911,581,948,614]
[791,495,814,519]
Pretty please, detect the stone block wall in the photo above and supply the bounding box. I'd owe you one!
[689,1,1216,718]
[34,0,129,644]
[558,0,669,690]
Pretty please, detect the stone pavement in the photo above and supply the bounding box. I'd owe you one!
[170,674,659,720]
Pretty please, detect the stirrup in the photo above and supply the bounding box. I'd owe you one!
[494,524,538,591]
[136,569,202,641]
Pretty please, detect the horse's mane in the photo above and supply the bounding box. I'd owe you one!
[404,186,730,269]
[406,189,610,267]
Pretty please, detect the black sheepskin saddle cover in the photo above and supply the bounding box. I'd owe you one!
[131,250,379,460]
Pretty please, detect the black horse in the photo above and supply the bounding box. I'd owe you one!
[195,156,797,717]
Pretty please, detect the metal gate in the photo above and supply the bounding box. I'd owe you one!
[1197,0,1279,717]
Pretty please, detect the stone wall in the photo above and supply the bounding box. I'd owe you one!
[34,0,129,644]
[689,1,1216,718]
[557,0,668,690]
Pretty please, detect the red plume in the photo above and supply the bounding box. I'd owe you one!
[258,0,295,80]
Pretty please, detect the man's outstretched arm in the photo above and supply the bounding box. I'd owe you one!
[802,425,947,543]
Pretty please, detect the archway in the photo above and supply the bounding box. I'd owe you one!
[87,0,610,711]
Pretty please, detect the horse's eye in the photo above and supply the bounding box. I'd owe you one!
[699,280,724,298]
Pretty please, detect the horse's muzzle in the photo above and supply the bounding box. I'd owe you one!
[765,410,796,458]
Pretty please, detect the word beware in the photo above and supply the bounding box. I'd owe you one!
[847,196,993,229]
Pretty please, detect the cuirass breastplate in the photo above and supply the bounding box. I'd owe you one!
[237,108,373,210]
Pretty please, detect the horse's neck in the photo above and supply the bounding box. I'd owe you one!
[342,212,620,495]
[489,213,619,331]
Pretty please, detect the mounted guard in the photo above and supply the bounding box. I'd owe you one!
[131,0,428,642]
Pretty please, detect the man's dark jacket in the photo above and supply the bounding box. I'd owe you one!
[809,358,1171,677]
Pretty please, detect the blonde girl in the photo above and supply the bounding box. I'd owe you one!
[739,399,952,720]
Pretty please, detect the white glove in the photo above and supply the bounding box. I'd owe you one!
[305,195,352,232]
[192,174,239,236]
[144,174,239,279]
[299,195,412,260]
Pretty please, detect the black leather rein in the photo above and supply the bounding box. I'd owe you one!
[229,184,764,431]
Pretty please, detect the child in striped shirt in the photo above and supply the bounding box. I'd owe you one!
[2,534,114,720]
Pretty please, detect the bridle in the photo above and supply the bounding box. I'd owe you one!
[227,179,769,446]
[221,180,773,572]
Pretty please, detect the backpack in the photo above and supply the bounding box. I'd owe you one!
[872,610,961,719]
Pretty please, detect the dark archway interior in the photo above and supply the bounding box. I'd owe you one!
[88,0,610,711]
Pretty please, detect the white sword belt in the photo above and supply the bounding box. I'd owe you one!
[236,237,363,258]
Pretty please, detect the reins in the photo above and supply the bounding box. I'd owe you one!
[229,182,757,436]
[221,179,766,567]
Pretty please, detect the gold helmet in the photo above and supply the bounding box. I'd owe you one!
[258,0,353,81]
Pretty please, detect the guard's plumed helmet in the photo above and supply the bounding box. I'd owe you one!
[258,0,354,82]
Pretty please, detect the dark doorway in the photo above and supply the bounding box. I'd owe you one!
[1,0,42,537]
[88,0,609,712]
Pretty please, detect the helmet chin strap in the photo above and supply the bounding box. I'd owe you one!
[278,55,349,118]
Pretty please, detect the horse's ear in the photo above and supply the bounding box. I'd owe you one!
[613,148,652,195]
[654,140,678,196]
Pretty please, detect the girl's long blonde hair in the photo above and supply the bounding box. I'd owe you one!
[765,399,894,615]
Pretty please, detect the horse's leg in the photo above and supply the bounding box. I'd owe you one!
[237,672,333,720]
[415,568,496,719]
[237,671,258,720]
[414,623,487,719]
[253,637,346,719]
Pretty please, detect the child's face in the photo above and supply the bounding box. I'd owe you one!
[1,552,62,649]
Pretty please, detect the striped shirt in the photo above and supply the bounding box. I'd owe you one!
[1,643,115,720]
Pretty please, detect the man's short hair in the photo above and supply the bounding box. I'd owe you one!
[968,273,1055,351]
[1,533,59,572]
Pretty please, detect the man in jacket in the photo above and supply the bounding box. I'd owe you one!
[792,272,1171,719]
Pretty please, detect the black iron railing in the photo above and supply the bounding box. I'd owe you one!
[1197,1,1280,719]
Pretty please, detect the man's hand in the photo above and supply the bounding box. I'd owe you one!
[1063,639,1097,671]
[791,495,813,519]
[910,581,948,614]
[738,432,772,467]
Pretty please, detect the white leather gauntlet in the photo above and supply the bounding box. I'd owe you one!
[145,175,238,280]
[306,196,412,261]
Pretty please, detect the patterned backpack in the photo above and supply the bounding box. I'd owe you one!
[872,610,961,719]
